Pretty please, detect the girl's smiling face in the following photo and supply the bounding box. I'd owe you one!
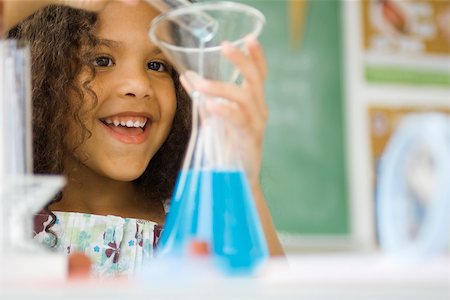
[65,2,177,182]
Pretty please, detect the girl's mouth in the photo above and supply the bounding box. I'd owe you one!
[99,115,151,144]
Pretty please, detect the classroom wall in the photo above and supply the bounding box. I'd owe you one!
[237,0,350,237]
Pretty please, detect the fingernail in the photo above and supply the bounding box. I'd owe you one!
[221,41,234,53]
[246,34,256,41]
[245,34,258,46]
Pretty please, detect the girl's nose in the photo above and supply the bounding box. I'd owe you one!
[116,67,153,100]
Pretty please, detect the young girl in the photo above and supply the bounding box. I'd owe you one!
[2,0,284,277]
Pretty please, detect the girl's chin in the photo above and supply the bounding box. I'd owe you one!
[64,150,150,182]
[103,166,147,182]
[108,172,146,182]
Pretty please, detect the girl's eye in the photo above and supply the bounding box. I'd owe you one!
[147,61,167,72]
[93,56,114,67]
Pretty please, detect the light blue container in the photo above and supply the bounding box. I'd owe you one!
[157,169,268,275]
[377,113,450,258]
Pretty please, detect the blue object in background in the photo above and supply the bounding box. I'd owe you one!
[377,113,450,258]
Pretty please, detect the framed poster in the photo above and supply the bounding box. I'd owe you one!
[361,0,450,87]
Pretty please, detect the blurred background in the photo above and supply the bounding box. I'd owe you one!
[1,0,448,297]
[207,0,450,254]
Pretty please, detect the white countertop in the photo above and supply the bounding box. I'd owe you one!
[1,253,448,300]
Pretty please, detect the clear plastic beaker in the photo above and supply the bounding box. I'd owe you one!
[0,40,65,256]
[149,2,268,275]
[0,40,33,179]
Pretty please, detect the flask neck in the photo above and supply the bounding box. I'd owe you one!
[184,94,243,172]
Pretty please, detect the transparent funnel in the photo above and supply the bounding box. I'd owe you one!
[149,2,268,275]
[149,1,265,82]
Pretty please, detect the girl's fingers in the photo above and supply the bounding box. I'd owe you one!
[179,36,270,136]
[245,35,268,80]
[221,39,267,115]
[206,99,265,138]
[190,79,268,120]
[222,41,263,89]
[206,97,264,181]
[192,79,248,107]
[241,79,269,120]
[181,37,269,114]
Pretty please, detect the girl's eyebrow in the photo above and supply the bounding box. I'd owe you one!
[96,38,163,56]
[97,38,122,48]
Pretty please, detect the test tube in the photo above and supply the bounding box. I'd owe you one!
[147,0,218,41]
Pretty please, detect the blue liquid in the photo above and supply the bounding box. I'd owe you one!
[157,169,268,275]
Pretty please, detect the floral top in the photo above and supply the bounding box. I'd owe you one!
[33,211,163,278]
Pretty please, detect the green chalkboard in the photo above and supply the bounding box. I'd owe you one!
[197,0,350,235]
[238,0,349,235]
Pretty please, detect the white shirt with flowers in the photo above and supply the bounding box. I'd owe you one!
[33,211,163,278]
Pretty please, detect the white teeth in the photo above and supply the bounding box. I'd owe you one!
[103,117,147,128]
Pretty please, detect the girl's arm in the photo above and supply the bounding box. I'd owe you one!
[1,0,137,35]
[251,182,285,256]
[3,0,52,33]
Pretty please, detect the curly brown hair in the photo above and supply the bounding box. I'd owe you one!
[7,6,191,243]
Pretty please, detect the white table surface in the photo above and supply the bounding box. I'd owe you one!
[1,253,448,300]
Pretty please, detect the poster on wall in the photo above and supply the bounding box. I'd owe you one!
[361,0,450,87]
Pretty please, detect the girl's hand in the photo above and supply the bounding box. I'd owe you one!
[182,36,269,186]
[2,0,138,33]
[60,0,138,12]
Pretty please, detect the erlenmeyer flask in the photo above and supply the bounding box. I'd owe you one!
[149,2,268,275]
